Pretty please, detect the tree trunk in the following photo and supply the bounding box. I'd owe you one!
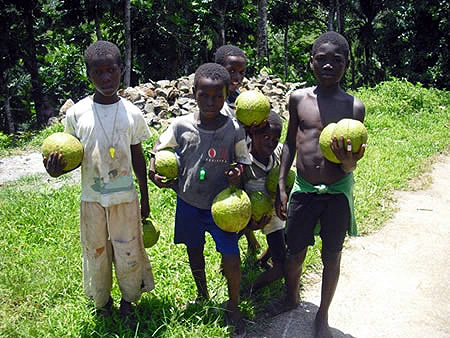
[213,0,228,50]
[336,0,345,34]
[23,5,46,127]
[123,0,131,88]
[94,2,103,40]
[284,24,289,80]
[1,70,15,134]
[257,0,268,60]
[328,0,336,31]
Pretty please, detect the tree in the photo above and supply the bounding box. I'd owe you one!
[257,0,268,61]
[123,0,131,88]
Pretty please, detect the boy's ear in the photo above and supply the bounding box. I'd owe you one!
[309,56,314,70]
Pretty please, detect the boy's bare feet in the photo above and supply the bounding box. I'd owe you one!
[264,296,299,317]
[119,299,137,330]
[96,296,113,317]
[314,312,333,338]
[224,304,246,337]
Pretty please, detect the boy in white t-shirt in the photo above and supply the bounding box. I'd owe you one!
[43,40,154,328]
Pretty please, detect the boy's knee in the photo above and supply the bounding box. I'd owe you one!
[321,249,342,267]
[222,253,241,268]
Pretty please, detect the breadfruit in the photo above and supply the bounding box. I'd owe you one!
[211,186,252,233]
[235,90,270,126]
[41,132,84,171]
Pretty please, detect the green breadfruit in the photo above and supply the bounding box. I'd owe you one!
[155,148,178,180]
[332,118,368,154]
[41,132,84,171]
[142,218,160,248]
[249,191,274,223]
[266,165,296,197]
[211,186,252,233]
[235,90,270,126]
[319,122,340,163]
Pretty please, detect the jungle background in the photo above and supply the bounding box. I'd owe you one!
[0,0,448,137]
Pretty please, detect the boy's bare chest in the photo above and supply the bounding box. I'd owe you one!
[297,96,354,129]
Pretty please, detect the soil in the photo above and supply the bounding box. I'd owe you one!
[1,151,449,338]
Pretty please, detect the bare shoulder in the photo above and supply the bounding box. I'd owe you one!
[290,87,314,101]
[352,95,366,121]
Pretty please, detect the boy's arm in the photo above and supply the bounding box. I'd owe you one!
[276,91,301,220]
[131,143,150,219]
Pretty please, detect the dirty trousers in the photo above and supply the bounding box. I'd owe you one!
[80,199,155,308]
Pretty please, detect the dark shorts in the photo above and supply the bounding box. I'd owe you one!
[174,197,239,255]
[266,229,287,264]
[286,192,350,254]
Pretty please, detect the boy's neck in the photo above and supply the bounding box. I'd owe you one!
[315,83,343,96]
[93,92,120,105]
[196,113,227,130]
[251,149,270,166]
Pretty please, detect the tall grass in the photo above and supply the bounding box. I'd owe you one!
[0,79,449,337]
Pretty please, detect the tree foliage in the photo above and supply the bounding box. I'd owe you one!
[0,0,447,134]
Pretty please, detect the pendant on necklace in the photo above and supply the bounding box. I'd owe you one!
[109,147,116,159]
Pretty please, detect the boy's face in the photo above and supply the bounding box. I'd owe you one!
[223,55,246,93]
[251,125,281,159]
[87,54,121,100]
[194,77,227,121]
[310,42,348,87]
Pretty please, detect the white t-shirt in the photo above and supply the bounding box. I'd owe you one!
[64,96,151,207]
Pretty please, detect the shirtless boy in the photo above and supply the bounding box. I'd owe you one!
[275,31,366,338]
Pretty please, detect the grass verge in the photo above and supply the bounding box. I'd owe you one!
[0,79,449,337]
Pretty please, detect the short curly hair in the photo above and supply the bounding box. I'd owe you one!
[84,40,121,70]
[214,45,246,66]
[194,63,230,90]
[312,31,349,59]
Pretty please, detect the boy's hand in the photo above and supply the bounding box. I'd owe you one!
[245,119,268,134]
[225,163,243,186]
[331,136,366,173]
[275,189,288,221]
[248,214,271,230]
[149,170,176,189]
[43,152,66,177]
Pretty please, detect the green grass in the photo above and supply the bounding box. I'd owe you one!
[0,79,449,337]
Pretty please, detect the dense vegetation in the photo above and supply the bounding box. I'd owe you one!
[0,80,449,337]
[1,0,448,134]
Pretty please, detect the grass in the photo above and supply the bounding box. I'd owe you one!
[0,79,449,337]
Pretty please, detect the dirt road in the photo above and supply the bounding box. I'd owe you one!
[247,154,450,338]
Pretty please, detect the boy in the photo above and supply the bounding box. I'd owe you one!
[214,44,247,119]
[43,40,154,327]
[148,63,251,335]
[275,31,366,338]
[215,44,261,253]
[241,111,287,294]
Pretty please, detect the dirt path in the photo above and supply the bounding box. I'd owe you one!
[247,153,450,338]
[1,152,449,337]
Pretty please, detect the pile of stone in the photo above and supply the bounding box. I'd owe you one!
[58,71,306,129]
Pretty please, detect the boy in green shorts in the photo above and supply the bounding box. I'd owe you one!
[275,31,366,337]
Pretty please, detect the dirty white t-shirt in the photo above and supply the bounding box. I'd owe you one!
[64,96,151,207]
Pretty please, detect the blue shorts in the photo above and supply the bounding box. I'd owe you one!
[174,197,240,255]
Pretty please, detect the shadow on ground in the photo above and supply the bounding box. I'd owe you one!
[246,301,356,338]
